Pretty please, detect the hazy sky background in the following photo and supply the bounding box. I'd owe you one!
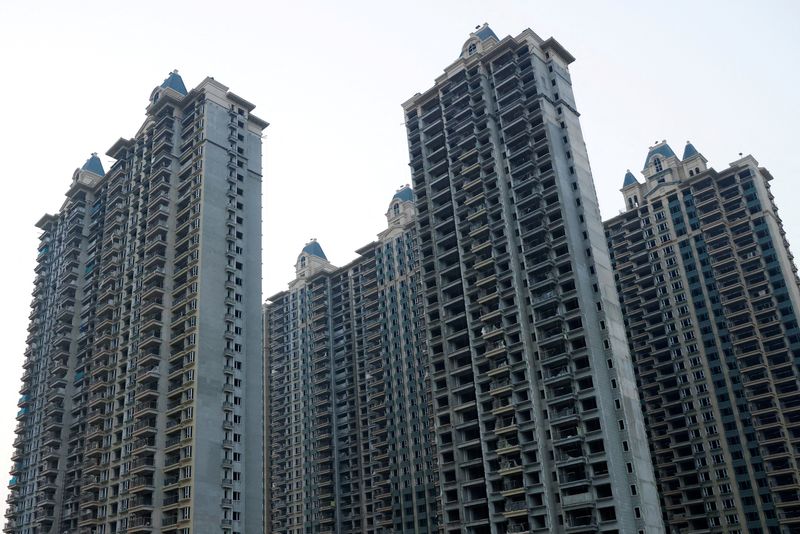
[0,0,797,514]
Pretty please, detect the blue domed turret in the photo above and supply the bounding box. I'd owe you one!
[301,240,327,260]
[682,141,699,160]
[622,170,638,188]
[392,186,413,203]
[81,153,105,177]
[643,142,676,169]
[474,23,498,42]
[160,70,187,96]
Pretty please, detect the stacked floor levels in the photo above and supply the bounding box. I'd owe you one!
[401,24,663,534]
[5,72,267,534]
[605,142,800,533]
[265,188,438,534]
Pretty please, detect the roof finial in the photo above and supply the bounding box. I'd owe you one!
[623,169,638,187]
[81,153,105,177]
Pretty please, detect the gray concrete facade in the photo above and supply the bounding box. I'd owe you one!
[5,72,267,534]
[605,142,800,533]
[264,189,439,534]
[402,25,663,534]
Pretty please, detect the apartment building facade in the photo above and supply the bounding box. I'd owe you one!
[401,24,663,534]
[264,188,439,534]
[605,141,800,533]
[6,72,267,534]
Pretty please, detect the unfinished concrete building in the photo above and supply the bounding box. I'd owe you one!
[265,187,439,534]
[605,141,800,533]
[401,24,663,534]
[5,72,267,534]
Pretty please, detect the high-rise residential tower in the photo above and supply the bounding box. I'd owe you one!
[401,24,664,533]
[265,187,439,534]
[5,72,267,534]
[605,141,800,533]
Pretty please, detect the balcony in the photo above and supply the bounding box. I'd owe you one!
[561,491,594,507]
[128,495,154,512]
[565,514,596,531]
[135,401,159,416]
[503,499,528,518]
[130,476,155,493]
[132,437,156,453]
[135,383,159,400]
[494,416,517,435]
[489,378,512,396]
[506,522,531,534]
[129,515,153,531]
[133,419,158,437]
[484,340,506,359]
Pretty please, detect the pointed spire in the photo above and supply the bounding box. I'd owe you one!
[682,141,699,160]
[643,141,676,169]
[392,185,414,203]
[622,169,638,188]
[81,153,105,177]
[160,70,187,96]
[473,23,498,42]
[300,239,327,260]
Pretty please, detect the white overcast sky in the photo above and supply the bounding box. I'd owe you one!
[0,0,798,512]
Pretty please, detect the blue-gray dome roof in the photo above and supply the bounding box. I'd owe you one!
[392,186,413,203]
[81,153,105,177]
[644,143,676,169]
[622,170,638,188]
[682,141,699,160]
[301,241,327,260]
[160,70,187,96]
[474,24,498,42]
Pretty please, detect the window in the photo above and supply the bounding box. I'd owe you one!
[654,157,663,172]
[467,42,477,55]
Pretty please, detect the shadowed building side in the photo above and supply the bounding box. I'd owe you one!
[402,23,663,534]
[5,71,268,534]
[265,187,439,534]
[605,141,800,532]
